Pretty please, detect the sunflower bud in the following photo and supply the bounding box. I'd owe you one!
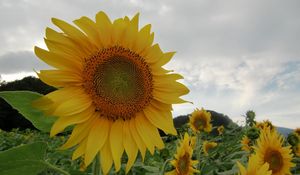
[247,127,260,140]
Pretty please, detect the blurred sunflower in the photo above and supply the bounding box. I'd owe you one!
[254,129,295,175]
[166,133,199,175]
[237,154,272,175]
[217,125,224,135]
[189,108,212,133]
[33,11,189,174]
[203,141,217,156]
[255,120,275,132]
[241,135,252,152]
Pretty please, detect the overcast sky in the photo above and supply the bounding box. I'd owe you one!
[0,0,299,128]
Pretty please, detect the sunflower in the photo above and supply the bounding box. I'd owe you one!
[237,154,272,175]
[241,135,252,152]
[33,11,189,174]
[217,125,224,135]
[203,141,217,156]
[254,129,295,175]
[189,108,212,133]
[166,133,199,175]
[255,120,275,132]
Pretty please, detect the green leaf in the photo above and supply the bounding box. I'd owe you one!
[0,91,56,132]
[0,142,47,175]
[0,142,70,175]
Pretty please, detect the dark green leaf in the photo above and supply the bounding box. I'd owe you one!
[0,91,56,132]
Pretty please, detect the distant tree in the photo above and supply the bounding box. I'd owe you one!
[244,110,256,127]
[0,76,56,131]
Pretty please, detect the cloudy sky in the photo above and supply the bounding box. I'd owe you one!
[1,0,299,128]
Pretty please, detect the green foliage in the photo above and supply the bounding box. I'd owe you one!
[0,142,71,175]
[0,91,56,132]
[245,110,256,127]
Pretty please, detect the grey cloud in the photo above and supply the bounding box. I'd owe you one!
[0,51,49,74]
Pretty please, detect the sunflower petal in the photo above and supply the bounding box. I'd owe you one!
[112,18,128,45]
[85,117,110,166]
[34,46,82,71]
[122,13,139,49]
[153,89,188,104]
[60,115,96,149]
[109,119,124,171]
[144,105,177,135]
[135,113,164,153]
[50,106,94,137]
[95,11,113,47]
[143,44,163,64]
[37,70,82,88]
[135,24,152,53]
[100,141,113,174]
[73,16,102,48]
[72,138,87,160]
[155,52,176,67]
[129,118,146,160]
[123,121,138,173]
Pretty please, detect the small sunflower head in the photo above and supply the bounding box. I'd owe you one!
[203,141,217,156]
[217,125,224,135]
[189,108,212,133]
[168,133,199,175]
[246,127,260,140]
[287,132,299,147]
[241,135,252,152]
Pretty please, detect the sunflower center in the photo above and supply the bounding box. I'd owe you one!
[177,153,190,175]
[264,150,283,173]
[83,46,153,120]
[194,119,206,130]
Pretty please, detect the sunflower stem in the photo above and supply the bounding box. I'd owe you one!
[92,154,101,175]
[196,133,202,170]
[160,158,173,175]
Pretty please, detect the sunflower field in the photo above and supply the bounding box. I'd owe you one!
[0,11,300,175]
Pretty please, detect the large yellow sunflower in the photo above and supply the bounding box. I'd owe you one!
[237,155,272,175]
[254,129,295,175]
[203,141,217,156]
[166,133,199,175]
[33,11,189,174]
[189,108,212,133]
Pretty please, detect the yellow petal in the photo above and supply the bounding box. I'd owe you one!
[122,13,139,49]
[95,11,113,47]
[112,18,128,45]
[135,113,164,153]
[150,65,173,76]
[154,52,176,67]
[73,16,102,48]
[154,80,189,95]
[85,117,110,166]
[60,115,96,149]
[50,106,94,137]
[150,99,172,111]
[135,24,152,53]
[34,46,82,71]
[100,141,113,175]
[143,105,177,135]
[123,120,138,173]
[153,89,188,104]
[37,70,82,88]
[143,44,163,64]
[53,90,92,116]
[51,18,94,51]
[44,37,87,59]
[72,139,87,160]
[109,119,124,172]
[129,118,146,160]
